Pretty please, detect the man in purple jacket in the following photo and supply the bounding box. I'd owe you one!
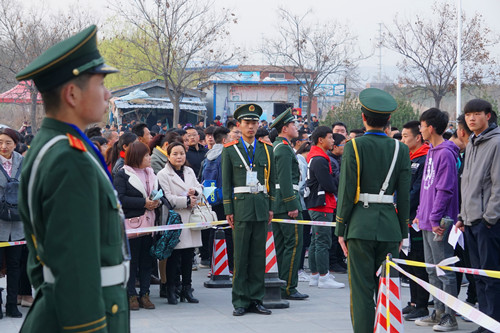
[413,108,460,332]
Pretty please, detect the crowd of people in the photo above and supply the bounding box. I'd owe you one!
[1,24,498,333]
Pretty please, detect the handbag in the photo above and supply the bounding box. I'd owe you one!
[125,215,149,239]
[189,194,218,230]
[0,161,22,222]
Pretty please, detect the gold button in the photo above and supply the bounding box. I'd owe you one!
[72,69,79,76]
[111,304,118,314]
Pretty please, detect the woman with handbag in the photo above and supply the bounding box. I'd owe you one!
[157,141,203,305]
[114,141,160,311]
[0,128,24,318]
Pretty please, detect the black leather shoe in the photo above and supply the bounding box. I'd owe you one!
[6,304,22,318]
[233,307,246,316]
[247,302,271,315]
[285,291,309,300]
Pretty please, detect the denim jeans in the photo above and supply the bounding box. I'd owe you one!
[308,211,333,275]
[422,229,457,315]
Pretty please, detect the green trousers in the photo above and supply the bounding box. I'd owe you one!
[231,220,267,309]
[347,239,399,333]
[272,212,303,296]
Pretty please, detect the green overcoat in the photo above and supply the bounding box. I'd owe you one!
[222,138,275,220]
[19,118,129,333]
[335,132,411,240]
[271,137,301,214]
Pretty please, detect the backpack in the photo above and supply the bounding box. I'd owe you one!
[150,207,182,260]
[201,154,223,205]
[0,161,22,221]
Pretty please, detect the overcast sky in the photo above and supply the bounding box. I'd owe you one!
[25,0,500,83]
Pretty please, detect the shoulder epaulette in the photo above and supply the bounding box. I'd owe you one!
[259,138,272,146]
[224,140,239,148]
[66,133,87,152]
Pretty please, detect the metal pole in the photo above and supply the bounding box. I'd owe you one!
[456,0,462,120]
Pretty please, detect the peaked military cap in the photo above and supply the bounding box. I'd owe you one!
[359,88,397,119]
[16,25,118,93]
[269,108,294,131]
[233,103,263,121]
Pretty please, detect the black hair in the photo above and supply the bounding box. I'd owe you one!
[463,99,492,115]
[109,132,137,168]
[269,127,279,143]
[296,141,312,155]
[456,114,472,136]
[256,127,269,140]
[311,126,333,145]
[391,126,399,132]
[131,123,148,138]
[443,131,452,140]
[332,121,348,132]
[402,120,423,143]
[226,119,237,130]
[419,108,448,135]
[85,126,102,139]
[213,126,230,144]
[91,136,107,146]
[365,114,390,128]
[332,133,346,146]
[24,134,34,145]
[204,126,216,135]
[173,129,187,136]
[291,129,307,146]
[393,132,402,140]
[490,110,497,125]
[350,129,364,135]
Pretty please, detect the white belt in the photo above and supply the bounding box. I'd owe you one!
[234,185,265,194]
[43,261,130,287]
[275,184,300,191]
[359,193,394,208]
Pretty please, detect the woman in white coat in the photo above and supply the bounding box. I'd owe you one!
[157,141,203,305]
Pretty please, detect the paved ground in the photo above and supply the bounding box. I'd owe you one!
[1,265,480,333]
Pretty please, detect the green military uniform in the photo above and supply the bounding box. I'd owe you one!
[222,104,275,310]
[16,26,129,332]
[335,88,411,333]
[270,109,304,298]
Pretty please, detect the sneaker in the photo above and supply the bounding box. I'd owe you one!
[309,273,319,287]
[405,307,429,321]
[402,302,415,314]
[192,263,198,271]
[129,295,140,311]
[199,260,210,268]
[401,281,410,288]
[298,270,310,282]
[318,273,345,289]
[415,309,443,326]
[139,294,155,309]
[433,313,458,331]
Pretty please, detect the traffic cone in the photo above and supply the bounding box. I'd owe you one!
[262,223,289,309]
[374,257,404,333]
[204,228,232,288]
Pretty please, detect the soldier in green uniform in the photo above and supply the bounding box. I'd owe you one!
[335,88,411,333]
[222,104,275,316]
[269,108,308,300]
[16,26,130,332]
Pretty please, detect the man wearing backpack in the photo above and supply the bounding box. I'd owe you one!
[201,126,233,271]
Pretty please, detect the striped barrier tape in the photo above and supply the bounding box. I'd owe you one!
[0,219,336,246]
[126,218,337,235]
[389,260,500,332]
[0,240,26,248]
[393,257,500,280]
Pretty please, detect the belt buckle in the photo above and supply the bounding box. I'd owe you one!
[249,185,258,193]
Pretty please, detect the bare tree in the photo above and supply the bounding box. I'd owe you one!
[261,8,361,122]
[0,0,93,133]
[384,2,498,109]
[108,0,237,127]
